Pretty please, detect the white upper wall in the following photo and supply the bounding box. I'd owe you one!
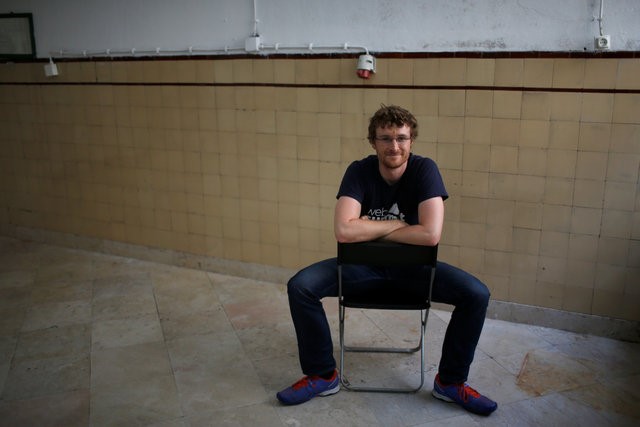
[2,0,639,58]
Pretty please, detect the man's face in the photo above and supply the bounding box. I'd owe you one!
[371,124,413,170]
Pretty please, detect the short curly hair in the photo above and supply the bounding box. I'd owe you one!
[367,104,418,142]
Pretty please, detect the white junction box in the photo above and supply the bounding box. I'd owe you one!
[245,36,261,52]
[594,35,611,50]
[44,61,59,77]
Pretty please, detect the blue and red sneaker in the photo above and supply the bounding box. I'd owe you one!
[276,370,340,405]
[432,374,497,415]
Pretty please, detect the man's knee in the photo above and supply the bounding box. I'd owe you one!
[286,259,338,301]
[470,279,491,308]
[287,272,306,298]
[287,268,324,302]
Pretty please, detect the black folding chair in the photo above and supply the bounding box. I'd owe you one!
[337,240,438,393]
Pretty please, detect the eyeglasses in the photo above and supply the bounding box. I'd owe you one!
[374,136,412,144]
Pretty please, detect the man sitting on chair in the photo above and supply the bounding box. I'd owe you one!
[276,105,497,416]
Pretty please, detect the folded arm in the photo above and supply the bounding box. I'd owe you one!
[334,196,444,246]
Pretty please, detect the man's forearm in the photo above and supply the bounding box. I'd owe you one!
[380,223,440,246]
[335,217,407,243]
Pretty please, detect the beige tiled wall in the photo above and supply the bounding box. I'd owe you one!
[0,56,639,321]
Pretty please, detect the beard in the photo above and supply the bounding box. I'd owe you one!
[379,151,409,169]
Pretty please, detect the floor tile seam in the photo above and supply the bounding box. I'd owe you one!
[90,332,189,421]
[88,264,98,397]
[205,272,239,341]
[0,387,92,405]
[0,337,20,402]
[202,268,227,308]
[200,294,278,403]
[150,276,165,346]
[489,353,531,378]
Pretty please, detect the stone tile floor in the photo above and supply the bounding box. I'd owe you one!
[0,236,639,426]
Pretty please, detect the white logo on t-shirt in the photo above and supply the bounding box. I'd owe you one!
[367,203,405,221]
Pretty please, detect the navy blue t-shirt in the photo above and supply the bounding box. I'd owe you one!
[336,153,448,226]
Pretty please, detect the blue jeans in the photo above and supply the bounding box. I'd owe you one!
[287,258,490,384]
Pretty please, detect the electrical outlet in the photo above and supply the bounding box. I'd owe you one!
[594,35,611,50]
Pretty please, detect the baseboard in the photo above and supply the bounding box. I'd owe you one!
[486,300,639,342]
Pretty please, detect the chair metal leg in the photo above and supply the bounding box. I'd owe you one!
[339,308,429,393]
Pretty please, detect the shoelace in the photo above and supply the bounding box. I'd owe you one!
[292,376,313,390]
[457,383,481,402]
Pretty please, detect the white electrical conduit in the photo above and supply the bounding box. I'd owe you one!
[256,42,369,55]
[49,43,369,59]
[598,0,605,36]
[50,46,245,58]
[252,0,260,37]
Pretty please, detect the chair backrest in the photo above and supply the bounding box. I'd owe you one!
[337,241,438,268]
[337,241,438,309]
